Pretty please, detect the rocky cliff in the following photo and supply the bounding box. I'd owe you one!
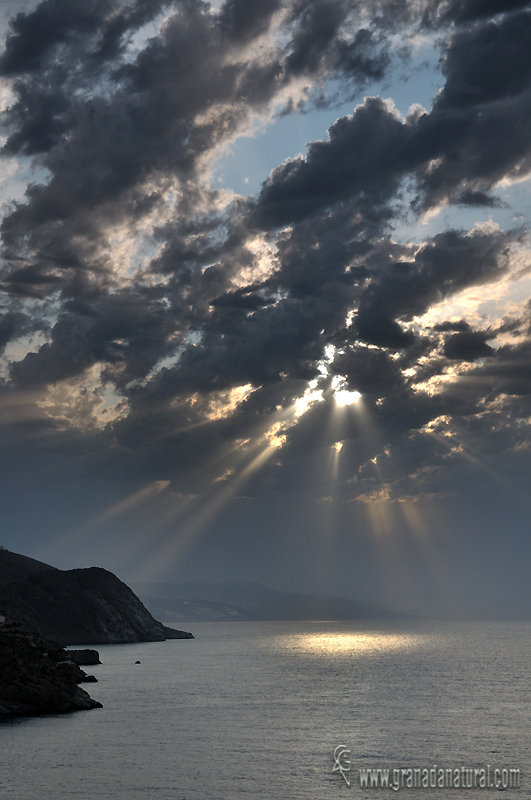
[0,548,58,584]
[0,625,102,716]
[0,550,193,645]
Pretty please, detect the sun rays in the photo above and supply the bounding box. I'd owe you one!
[139,443,278,579]
[34,355,491,614]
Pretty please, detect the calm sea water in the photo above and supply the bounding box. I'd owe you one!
[0,620,529,800]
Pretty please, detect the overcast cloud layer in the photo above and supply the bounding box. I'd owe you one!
[1,0,531,617]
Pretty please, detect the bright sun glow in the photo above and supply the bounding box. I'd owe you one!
[335,389,362,406]
[331,374,361,405]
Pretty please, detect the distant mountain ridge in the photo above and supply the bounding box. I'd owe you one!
[0,549,193,645]
[132,579,405,622]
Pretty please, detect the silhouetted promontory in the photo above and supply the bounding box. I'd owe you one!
[0,549,193,645]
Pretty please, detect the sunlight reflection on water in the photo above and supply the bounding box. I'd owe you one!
[272,630,427,657]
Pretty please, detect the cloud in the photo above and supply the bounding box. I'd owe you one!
[353,227,519,348]
[442,329,495,360]
[248,7,531,225]
[423,0,531,27]
[250,96,410,231]
[218,0,282,44]
[414,8,531,210]
[281,0,389,92]
[0,311,25,351]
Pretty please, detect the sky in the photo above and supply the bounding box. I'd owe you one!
[0,0,531,618]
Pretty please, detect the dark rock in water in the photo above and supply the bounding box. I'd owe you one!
[68,648,101,665]
[135,660,141,664]
[0,628,102,716]
[39,646,98,682]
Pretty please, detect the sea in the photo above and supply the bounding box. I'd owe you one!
[0,620,529,800]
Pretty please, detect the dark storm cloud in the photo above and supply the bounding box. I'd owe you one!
[247,4,531,226]
[423,0,531,27]
[6,0,528,312]
[133,287,339,399]
[135,204,374,408]
[281,0,388,91]
[271,205,370,297]
[250,96,410,231]
[0,311,25,351]
[210,281,280,311]
[435,12,531,110]
[442,330,495,361]
[249,5,531,225]
[454,190,505,207]
[0,0,190,77]
[413,9,531,210]
[433,320,471,332]
[218,0,282,44]
[257,2,531,220]
[10,313,99,386]
[0,0,182,157]
[353,228,517,349]
[10,290,177,388]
